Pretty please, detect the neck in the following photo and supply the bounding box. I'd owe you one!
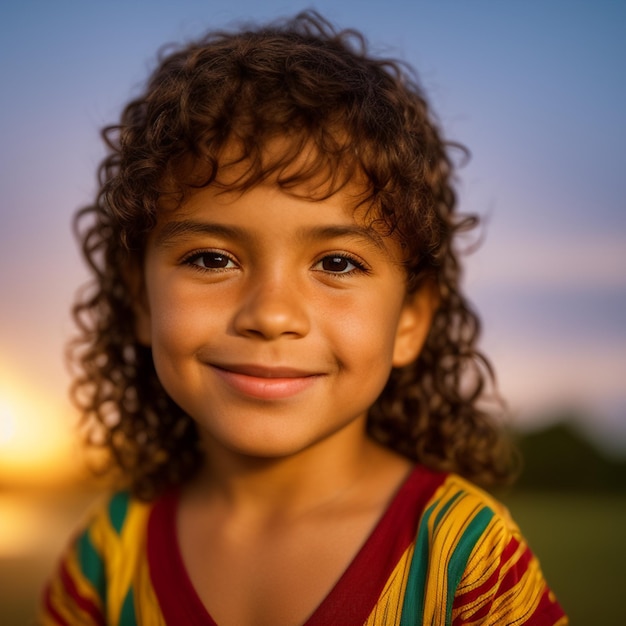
[185,420,389,521]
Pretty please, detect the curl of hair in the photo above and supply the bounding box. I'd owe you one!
[70,10,516,500]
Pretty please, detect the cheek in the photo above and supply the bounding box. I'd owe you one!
[148,284,213,354]
[147,290,211,403]
[328,294,404,367]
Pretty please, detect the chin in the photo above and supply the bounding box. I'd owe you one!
[202,421,346,463]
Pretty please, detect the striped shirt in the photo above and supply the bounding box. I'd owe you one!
[40,466,567,625]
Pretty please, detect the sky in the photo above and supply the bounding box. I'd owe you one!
[1,0,625,479]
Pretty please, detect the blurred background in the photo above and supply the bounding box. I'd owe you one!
[1,1,624,623]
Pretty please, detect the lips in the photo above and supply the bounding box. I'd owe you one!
[209,363,323,400]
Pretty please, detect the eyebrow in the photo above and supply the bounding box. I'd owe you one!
[304,224,387,251]
[154,221,248,247]
[153,219,388,251]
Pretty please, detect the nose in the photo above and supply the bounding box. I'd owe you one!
[232,273,311,340]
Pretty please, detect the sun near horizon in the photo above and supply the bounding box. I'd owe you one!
[0,366,81,487]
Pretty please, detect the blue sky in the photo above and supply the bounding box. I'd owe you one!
[1,0,625,459]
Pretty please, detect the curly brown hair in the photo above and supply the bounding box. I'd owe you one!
[71,10,515,500]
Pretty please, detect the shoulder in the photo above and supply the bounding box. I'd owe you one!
[413,472,567,625]
[84,490,154,549]
[422,472,515,548]
[39,490,156,626]
[412,473,515,609]
[401,466,512,538]
[70,489,154,572]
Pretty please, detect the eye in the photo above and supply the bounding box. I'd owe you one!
[183,251,237,270]
[314,254,369,275]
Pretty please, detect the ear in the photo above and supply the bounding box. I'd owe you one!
[392,281,438,368]
[123,260,152,347]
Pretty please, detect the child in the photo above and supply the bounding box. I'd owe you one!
[40,11,567,626]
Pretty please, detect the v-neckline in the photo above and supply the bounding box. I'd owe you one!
[147,464,444,625]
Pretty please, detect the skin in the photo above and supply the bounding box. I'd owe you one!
[133,180,436,626]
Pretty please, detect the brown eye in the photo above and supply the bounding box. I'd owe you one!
[315,254,368,275]
[321,256,353,272]
[185,252,235,270]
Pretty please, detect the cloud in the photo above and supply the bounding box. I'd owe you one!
[466,236,626,290]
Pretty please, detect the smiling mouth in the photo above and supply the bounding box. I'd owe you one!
[210,364,323,400]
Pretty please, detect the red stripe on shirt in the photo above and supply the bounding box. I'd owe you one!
[42,583,72,626]
[528,587,568,626]
[496,543,534,597]
[454,534,521,609]
[58,560,106,626]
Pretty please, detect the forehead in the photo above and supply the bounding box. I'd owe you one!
[158,177,373,234]
[151,177,405,264]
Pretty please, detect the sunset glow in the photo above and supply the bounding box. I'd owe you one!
[0,495,43,557]
[0,398,17,446]
[0,371,77,484]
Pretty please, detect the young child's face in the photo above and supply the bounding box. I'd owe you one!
[133,175,434,460]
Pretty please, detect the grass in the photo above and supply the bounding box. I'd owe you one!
[500,491,626,625]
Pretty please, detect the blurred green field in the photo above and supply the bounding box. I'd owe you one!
[500,491,626,625]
